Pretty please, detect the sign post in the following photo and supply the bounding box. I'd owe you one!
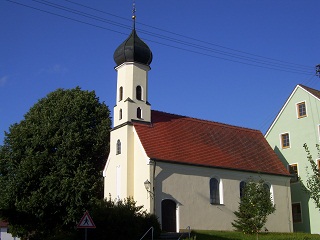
[77,211,96,240]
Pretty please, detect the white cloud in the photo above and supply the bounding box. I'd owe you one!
[37,64,68,76]
[51,64,67,74]
[0,76,8,87]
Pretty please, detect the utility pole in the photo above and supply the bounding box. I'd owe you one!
[316,64,320,77]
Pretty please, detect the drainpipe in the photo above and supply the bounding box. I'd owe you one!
[151,159,157,215]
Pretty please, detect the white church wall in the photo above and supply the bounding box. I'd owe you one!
[155,161,292,232]
[104,125,153,213]
[114,62,151,126]
[132,127,153,212]
[104,126,131,200]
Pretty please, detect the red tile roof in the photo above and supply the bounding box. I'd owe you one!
[0,220,8,228]
[299,84,320,99]
[134,110,290,176]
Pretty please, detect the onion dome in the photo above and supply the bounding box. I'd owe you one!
[113,29,153,66]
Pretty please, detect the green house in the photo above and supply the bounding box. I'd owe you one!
[265,84,320,234]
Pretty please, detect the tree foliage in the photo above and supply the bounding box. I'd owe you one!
[303,143,320,210]
[88,197,160,240]
[232,178,276,234]
[43,197,161,240]
[0,87,111,239]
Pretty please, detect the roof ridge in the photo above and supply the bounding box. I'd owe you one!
[151,109,260,133]
[298,84,320,100]
[298,83,320,93]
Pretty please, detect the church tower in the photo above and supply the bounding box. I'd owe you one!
[104,9,153,202]
[113,15,153,127]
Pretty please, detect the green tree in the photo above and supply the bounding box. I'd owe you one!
[232,178,276,235]
[0,87,111,240]
[303,143,320,210]
[88,197,160,240]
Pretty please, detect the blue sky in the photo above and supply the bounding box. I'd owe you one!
[1,0,319,144]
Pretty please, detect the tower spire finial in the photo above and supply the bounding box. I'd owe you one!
[132,0,136,29]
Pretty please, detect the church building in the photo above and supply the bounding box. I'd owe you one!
[103,14,293,233]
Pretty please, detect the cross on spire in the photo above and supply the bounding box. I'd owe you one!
[132,0,136,29]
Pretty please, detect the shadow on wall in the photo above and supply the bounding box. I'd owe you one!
[274,146,311,233]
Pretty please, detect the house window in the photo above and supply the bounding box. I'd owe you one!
[137,107,142,119]
[209,178,220,204]
[297,102,306,118]
[136,85,142,100]
[240,181,246,199]
[292,203,302,223]
[116,140,121,155]
[119,109,122,120]
[281,133,290,149]
[119,87,123,101]
[289,163,299,183]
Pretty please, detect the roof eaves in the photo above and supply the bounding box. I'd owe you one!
[111,121,133,131]
[150,158,291,177]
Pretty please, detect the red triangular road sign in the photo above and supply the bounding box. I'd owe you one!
[77,211,96,228]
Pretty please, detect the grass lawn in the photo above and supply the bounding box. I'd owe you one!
[191,230,320,240]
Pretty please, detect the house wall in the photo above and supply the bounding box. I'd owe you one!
[265,86,320,234]
[0,227,20,240]
[154,161,292,232]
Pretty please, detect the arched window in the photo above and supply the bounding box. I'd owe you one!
[240,181,246,199]
[263,183,270,191]
[263,182,274,204]
[119,109,122,120]
[116,139,121,155]
[137,107,142,119]
[119,86,123,101]
[210,178,220,204]
[136,85,142,100]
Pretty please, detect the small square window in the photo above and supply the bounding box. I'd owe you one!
[297,102,307,118]
[281,133,290,149]
[292,203,302,223]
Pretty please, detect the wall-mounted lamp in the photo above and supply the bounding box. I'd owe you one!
[144,179,154,198]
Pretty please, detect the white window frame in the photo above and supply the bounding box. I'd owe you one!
[209,177,223,205]
[263,182,275,205]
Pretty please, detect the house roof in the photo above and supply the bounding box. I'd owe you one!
[0,220,8,228]
[133,110,290,176]
[265,84,320,137]
[299,84,320,100]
